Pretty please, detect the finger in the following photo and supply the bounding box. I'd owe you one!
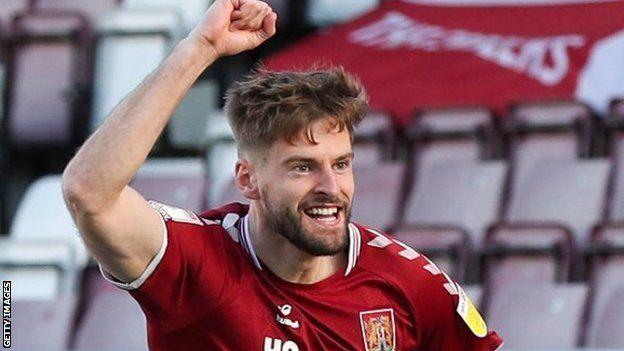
[230,19,248,31]
[259,11,277,39]
[246,6,270,30]
[230,10,244,20]
[239,1,268,21]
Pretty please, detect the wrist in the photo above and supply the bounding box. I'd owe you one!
[176,36,219,68]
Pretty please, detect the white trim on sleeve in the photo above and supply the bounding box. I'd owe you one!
[99,216,169,291]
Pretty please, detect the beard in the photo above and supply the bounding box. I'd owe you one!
[260,190,351,256]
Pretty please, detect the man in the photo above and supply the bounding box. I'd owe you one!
[62,0,503,350]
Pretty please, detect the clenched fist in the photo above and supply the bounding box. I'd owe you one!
[188,0,277,58]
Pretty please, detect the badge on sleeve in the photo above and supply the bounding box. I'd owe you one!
[148,200,204,226]
[455,283,488,337]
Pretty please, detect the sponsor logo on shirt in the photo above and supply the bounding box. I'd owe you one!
[264,337,300,351]
[359,308,396,351]
[276,304,300,329]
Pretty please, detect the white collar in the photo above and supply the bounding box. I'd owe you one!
[235,214,362,276]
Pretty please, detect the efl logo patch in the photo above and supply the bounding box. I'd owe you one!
[359,308,396,351]
[456,283,488,338]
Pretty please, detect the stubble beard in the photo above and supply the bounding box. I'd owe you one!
[260,193,351,256]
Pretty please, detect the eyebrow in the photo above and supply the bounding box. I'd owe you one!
[282,152,354,165]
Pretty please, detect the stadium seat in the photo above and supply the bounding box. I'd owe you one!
[205,109,239,206]
[5,11,90,149]
[352,111,395,167]
[32,0,120,23]
[306,0,378,27]
[503,159,610,246]
[217,178,248,206]
[90,8,184,132]
[603,115,624,221]
[11,294,77,350]
[123,0,209,33]
[0,61,5,127]
[131,157,207,212]
[168,79,220,151]
[0,0,31,33]
[487,159,609,286]
[482,224,573,290]
[584,224,624,348]
[10,175,89,266]
[504,100,594,202]
[0,175,86,299]
[0,239,77,300]
[610,97,624,117]
[462,285,483,309]
[486,283,588,349]
[351,161,404,231]
[402,160,507,248]
[392,225,470,282]
[408,107,498,169]
[73,272,148,351]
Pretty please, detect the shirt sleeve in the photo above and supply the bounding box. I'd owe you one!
[415,279,503,351]
[99,201,230,332]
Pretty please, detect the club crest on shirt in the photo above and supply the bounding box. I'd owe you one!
[359,308,396,351]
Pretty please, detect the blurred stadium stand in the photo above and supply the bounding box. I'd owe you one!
[1,0,624,350]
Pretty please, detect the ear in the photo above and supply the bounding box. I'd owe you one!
[235,158,261,200]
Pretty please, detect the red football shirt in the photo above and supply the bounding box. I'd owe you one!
[101,202,503,351]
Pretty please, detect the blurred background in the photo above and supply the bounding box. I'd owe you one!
[1,0,624,350]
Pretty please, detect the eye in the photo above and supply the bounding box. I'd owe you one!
[335,160,350,170]
[294,164,311,172]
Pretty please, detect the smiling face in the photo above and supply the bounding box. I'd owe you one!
[252,118,355,256]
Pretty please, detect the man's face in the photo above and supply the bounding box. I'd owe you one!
[255,119,355,256]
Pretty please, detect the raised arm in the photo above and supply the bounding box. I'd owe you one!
[62,0,276,283]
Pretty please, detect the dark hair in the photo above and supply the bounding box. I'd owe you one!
[224,66,369,153]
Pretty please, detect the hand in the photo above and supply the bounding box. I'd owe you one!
[188,0,277,58]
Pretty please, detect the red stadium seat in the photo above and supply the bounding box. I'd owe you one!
[584,224,624,348]
[486,283,588,349]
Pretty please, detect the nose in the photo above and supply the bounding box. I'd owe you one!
[314,165,341,197]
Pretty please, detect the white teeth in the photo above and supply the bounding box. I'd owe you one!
[306,207,338,216]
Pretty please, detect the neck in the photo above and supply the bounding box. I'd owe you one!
[246,204,346,284]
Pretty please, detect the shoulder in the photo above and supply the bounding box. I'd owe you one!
[147,200,243,246]
[354,223,492,341]
[354,223,450,290]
